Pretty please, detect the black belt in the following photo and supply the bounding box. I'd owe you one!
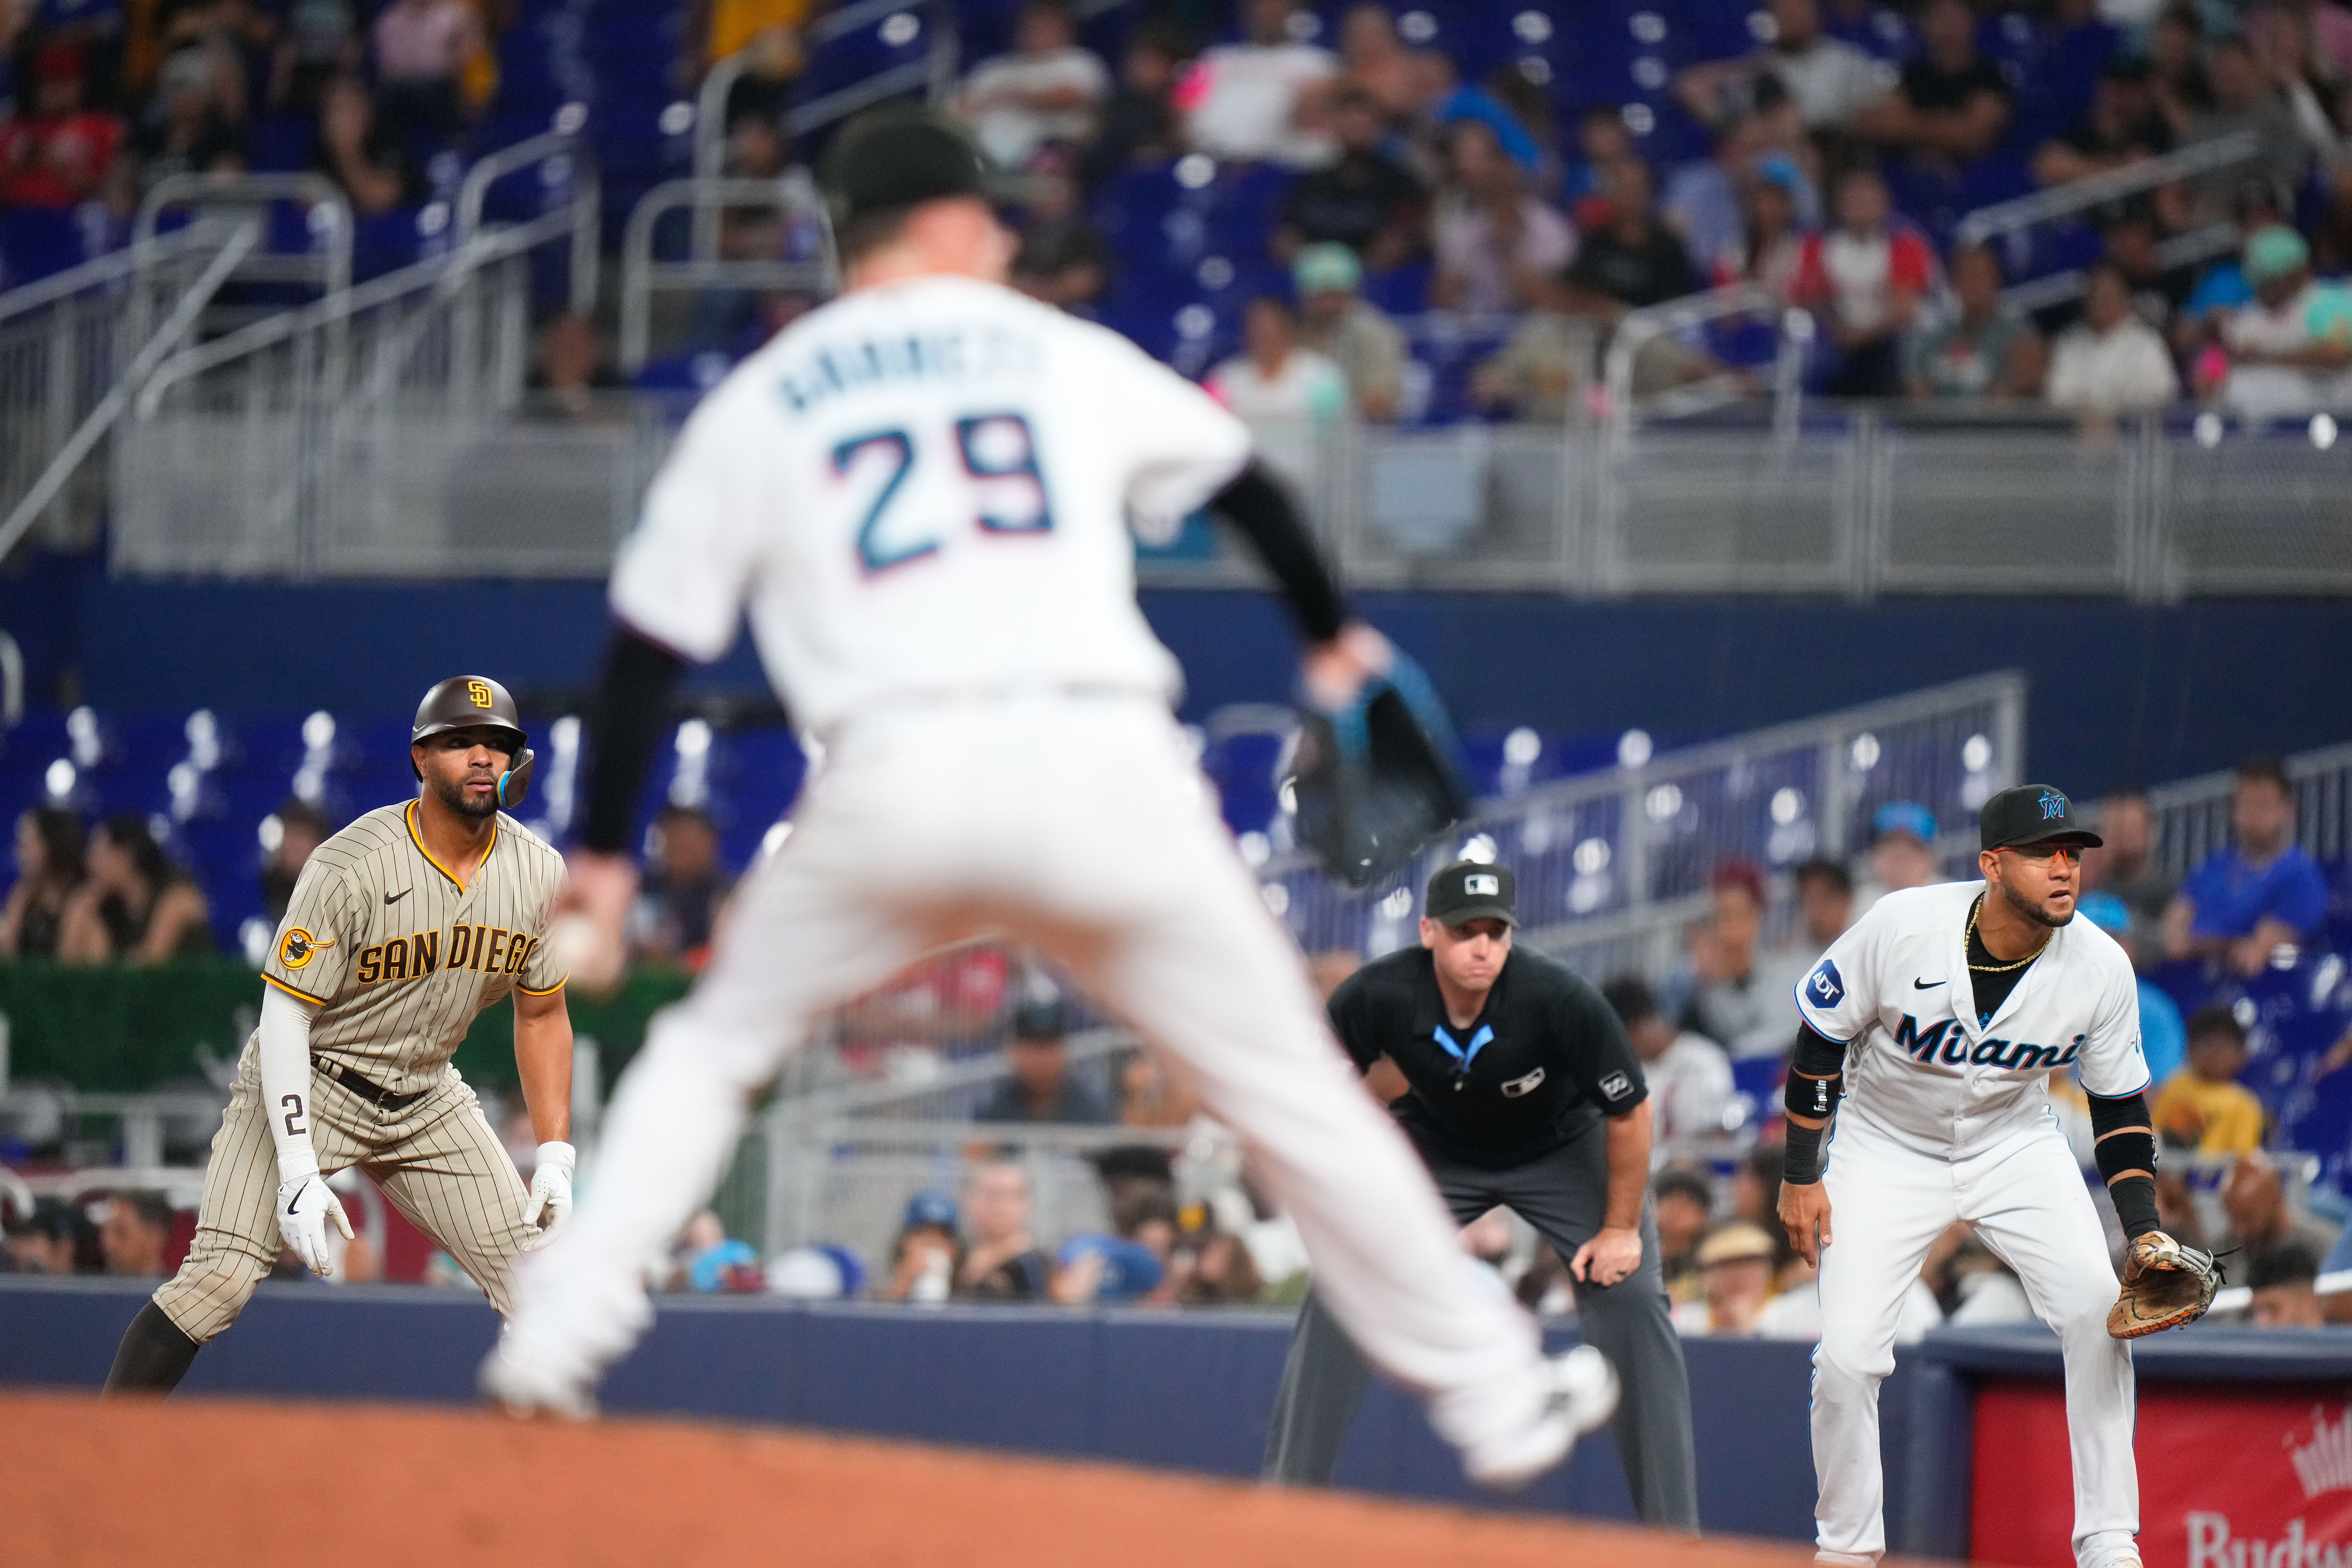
[311,1054,427,1113]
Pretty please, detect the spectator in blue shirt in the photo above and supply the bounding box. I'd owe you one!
[2164,756,2330,977]
[2077,891,2187,1089]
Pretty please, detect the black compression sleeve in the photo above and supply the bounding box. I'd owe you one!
[580,627,687,854]
[1204,461,1348,643]
[1792,1022,1848,1079]
[2088,1090,2162,1240]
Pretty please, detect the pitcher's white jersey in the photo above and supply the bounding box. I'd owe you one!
[1794,881,2149,1160]
[610,276,1252,733]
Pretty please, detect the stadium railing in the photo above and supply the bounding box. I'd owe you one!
[617,174,837,376]
[98,386,2352,599]
[1259,669,2026,974]
[0,223,240,552]
[2146,740,2352,882]
[113,177,613,578]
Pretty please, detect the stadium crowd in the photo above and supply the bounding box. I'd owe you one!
[10,0,2352,423]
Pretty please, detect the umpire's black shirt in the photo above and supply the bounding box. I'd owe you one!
[1329,946,1649,1169]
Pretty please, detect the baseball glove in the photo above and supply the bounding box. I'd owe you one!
[1288,648,1473,891]
[2107,1231,2223,1339]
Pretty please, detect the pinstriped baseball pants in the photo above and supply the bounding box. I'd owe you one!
[153,1039,534,1342]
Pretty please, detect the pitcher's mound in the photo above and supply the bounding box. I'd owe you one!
[3,1391,1817,1568]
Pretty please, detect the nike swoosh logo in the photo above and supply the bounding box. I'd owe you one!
[385,889,410,905]
[286,1185,303,1216]
[1914,978,1946,989]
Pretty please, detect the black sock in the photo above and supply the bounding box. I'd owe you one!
[103,1301,201,1395]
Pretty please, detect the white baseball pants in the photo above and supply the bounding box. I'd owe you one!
[505,695,1548,1453]
[1812,1115,2136,1567]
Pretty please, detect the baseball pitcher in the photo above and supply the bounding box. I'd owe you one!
[483,112,1614,1489]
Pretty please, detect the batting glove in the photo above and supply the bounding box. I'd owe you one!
[521,1141,576,1251]
[276,1159,354,1277]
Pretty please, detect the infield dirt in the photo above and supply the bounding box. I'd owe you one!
[3,1390,1829,1567]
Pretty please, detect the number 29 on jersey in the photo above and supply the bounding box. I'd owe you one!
[836,412,1053,575]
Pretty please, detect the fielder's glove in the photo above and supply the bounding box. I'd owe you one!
[520,1141,576,1251]
[2107,1230,2223,1338]
[1288,647,1473,891]
[276,1162,355,1277]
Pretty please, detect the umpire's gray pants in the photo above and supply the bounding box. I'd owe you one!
[1260,1120,1700,1531]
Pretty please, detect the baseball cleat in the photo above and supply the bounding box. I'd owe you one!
[478,1337,598,1421]
[1461,1344,1620,1490]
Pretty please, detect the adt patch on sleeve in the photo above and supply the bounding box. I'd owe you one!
[1805,958,1845,1010]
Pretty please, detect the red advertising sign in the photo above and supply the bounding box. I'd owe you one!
[1973,1379,2352,1568]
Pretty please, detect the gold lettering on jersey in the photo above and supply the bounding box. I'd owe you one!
[382,939,409,982]
[483,928,508,973]
[411,929,439,975]
[448,923,475,970]
[507,935,535,975]
[356,945,382,984]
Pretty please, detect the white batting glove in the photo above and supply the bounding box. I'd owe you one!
[520,1141,576,1251]
[276,1157,354,1277]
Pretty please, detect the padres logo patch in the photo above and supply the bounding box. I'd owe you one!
[466,679,493,708]
[277,927,335,970]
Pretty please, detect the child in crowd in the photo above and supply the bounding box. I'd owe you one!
[2151,1006,2266,1156]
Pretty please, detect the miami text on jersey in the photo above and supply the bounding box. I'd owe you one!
[353,923,542,986]
[1892,1012,2088,1071]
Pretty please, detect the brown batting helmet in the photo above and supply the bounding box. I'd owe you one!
[410,676,535,808]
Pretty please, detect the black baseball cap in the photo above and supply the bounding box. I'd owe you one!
[1978,784,2104,852]
[1425,859,1517,927]
[825,110,990,228]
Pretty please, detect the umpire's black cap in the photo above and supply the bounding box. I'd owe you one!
[1425,859,1517,927]
[824,110,990,228]
[1978,784,2104,852]
[411,676,535,807]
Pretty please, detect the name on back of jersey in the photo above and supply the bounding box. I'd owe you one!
[778,325,1041,415]
[354,922,540,987]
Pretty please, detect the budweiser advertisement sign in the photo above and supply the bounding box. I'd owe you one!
[1974,1380,2352,1568]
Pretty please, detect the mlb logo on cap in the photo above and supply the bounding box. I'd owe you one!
[1425,860,1517,926]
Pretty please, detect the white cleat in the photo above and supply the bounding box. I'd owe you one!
[1461,1344,1621,1491]
[478,1336,599,1421]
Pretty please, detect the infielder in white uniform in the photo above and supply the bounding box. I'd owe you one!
[481,112,1616,1485]
[1780,784,2173,1568]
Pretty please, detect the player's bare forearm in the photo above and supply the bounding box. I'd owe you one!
[513,986,574,1145]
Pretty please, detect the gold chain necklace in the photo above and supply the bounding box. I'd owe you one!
[1967,893,2052,973]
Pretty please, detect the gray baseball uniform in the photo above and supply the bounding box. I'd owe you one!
[153,801,568,1341]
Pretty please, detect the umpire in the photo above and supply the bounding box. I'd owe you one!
[1262,859,1699,1529]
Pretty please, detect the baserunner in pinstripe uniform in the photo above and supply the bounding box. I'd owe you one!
[104,676,576,1393]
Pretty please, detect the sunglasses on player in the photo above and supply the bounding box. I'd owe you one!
[1997,842,2082,864]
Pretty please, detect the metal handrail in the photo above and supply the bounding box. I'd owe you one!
[453,129,601,312]
[693,0,960,255]
[1603,282,1808,439]
[0,222,260,561]
[2001,221,2240,316]
[0,223,218,326]
[138,203,585,413]
[132,172,354,298]
[619,175,837,373]
[1260,668,2030,883]
[1955,130,2262,248]
[2144,738,2352,878]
